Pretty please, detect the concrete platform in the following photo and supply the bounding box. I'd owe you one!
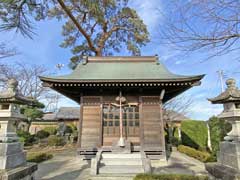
[36,149,208,180]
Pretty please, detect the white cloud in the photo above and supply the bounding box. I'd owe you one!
[58,98,79,108]
[129,0,162,33]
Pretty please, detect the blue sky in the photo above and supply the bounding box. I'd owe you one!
[1,0,240,120]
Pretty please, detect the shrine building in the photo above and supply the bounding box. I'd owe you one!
[40,56,203,160]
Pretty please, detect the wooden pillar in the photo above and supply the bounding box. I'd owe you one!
[77,95,83,148]
[119,91,123,144]
[99,96,103,147]
[139,96,144,148]
[159,90,166,156]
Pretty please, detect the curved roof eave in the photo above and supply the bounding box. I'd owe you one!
[39,74,205,83]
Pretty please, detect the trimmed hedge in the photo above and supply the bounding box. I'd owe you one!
[27,152,53,163]
[48,135,65,146]
[43,127,57,135]
[36,130,50,139]
[134,174,208,180]
[178,145,211,162]
[181,120,208,150]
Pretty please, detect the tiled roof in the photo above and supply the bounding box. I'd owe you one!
[56,107,79,120]
[40,56,204,82]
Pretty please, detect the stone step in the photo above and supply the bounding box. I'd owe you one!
[99,165,144,174]
[91,175,134,180]
[100,158,142,166]
[101,153,141,159]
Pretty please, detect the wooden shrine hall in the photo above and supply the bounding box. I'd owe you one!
[40,56,203,160]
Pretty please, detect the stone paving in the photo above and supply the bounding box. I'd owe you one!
[152,151,208,176]
[35,150,91,180]
[35,150,208,180]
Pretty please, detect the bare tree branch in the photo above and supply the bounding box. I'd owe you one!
[0,62,49,100]
[0,43,17,59]
[164,95,193,121]
[159,0,240,58]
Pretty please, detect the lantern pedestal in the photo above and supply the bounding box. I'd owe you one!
[219,141,240,170]
[0,142,26,169]
[0,163,37,180]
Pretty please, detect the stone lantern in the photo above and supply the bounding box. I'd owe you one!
[206,78,240,179]
[0,79,37,179]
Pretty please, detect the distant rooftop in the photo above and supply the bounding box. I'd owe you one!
[42,112,57,121]
[56,107,80,120]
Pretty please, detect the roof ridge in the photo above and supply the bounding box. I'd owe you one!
[85,55,158,63]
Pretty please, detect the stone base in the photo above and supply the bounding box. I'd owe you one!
[0,163,37,180]
[205,163,240,180]
[111,140,131,154]
[218,141,240,170]
[0,142,26,169]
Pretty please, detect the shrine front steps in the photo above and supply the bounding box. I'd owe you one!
[98,152,144,175]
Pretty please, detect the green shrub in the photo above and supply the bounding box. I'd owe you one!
[178,145,211,162]
[43,127,57,135]
[172,136,181,147]
[181,120,208,150]
[206,154,217,162]
[27,152,53,163]
[208,116,231,160]
[48,135,65,146]
[17,130,35,146]
[64,125,73,134]
[36,130,50,139]
[134,174,208,180]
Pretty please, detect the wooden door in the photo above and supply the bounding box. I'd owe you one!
[102,104,140,146]
[80,97,102,149]
[141,96,164,151]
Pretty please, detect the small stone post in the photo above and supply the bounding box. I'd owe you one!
[206,78,240,180]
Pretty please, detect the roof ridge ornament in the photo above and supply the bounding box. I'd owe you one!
[155,54,160,65]
[82,56,88,65]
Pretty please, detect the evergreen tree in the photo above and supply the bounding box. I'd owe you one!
[0,0,149,68]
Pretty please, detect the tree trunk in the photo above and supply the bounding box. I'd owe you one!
[95,48,103,56]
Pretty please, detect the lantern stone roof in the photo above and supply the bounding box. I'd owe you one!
[0,79,36,105]
[40,56,204,83]
[208,78,240,104]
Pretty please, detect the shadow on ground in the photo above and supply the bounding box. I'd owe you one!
[39,164,89,180]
